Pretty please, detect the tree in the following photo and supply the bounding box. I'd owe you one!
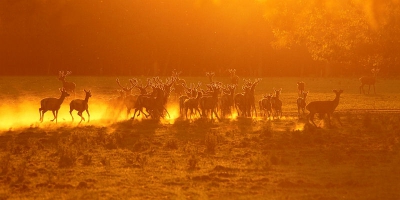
[261,0,400,76]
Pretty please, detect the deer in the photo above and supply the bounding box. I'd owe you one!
[220,84,236,118]
[228,69,239,85]
[39,88,70,123]
[297,82,305,97]
[246,78,261,117]
[306,89,343,127]
[199,83,221,121]
[183,90,203,120]
[172,69,187,99]
[259,93,272,118]
[234,85,250,117]
[116,78,136,118]
[132,83,170,120]
[206,71,215,83]
[58,71,76,97]
[359,68,380,94]
[179,82,201,116]
[271,88,282,119]
[69,89,92,124]
[297,91,309,118]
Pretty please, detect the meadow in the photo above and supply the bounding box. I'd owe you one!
[0,76,400,199]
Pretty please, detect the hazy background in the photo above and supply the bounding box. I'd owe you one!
[1,0,399,77]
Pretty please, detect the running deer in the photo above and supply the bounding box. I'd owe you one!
[116,78,135,118]
[359,68,380,94]
[58,71,76,97]
[172,69,187,99]
[69,89,92,124]
[39,88,70,123]
[183,90,203,120]
[306,89,343,127]
[297,91,308,118]
[228,69,239,85]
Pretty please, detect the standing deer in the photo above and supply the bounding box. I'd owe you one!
[228,69,239,85]
[306,90,343,127]
[259,94,272,118]
[69,89,92,124]
[297,91,308,118]
[206,71,215,83]
[199,83,221,121]
[297,82,305,97]
[220,84,236,118]
[58,71,76,97]
[39,88,70,123]
[271,88,282,119]
[359,68,380,94]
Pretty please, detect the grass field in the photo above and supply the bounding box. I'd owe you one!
[0,76,400,199]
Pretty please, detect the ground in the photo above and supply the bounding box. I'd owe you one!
[1,76,400,199]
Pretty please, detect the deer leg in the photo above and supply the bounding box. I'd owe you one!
[327,113,332,127]
[70,110,74,122]
[86,109,90,122]
[309,112,317,127]
[163,107,170,119]
[212,109,220,121]
[39,109,43,122]
[78,111,85,122]
[51,110,56,122]
[368,85,371,94]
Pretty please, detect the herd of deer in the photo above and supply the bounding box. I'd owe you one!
[37,68,380,127]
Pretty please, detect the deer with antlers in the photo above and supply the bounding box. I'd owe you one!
[199,83,221,121]
[206,71,215,83]
[179,82,201,116]
[228,69,239,85]
[297,91,308,118]
[39,88,70,123]
[359,68,380,94]
[306,90,343,127]
[234,85,250,117]
[220,84,236,118]
[259,93,272,118]
[69,89,92,124]
[183,90,203,120]
[116,78,136,118]
[172,69,187,99]
[132,77,174,120]
[58,71,76,97]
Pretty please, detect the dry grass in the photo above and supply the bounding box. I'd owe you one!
[1,76,400,199]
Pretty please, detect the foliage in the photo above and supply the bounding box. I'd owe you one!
[263,0,400,72]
